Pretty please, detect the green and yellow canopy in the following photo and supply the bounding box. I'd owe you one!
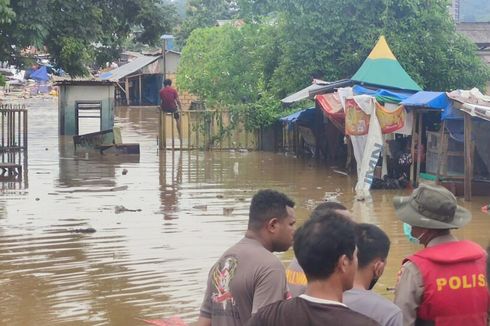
[352,36,422,92]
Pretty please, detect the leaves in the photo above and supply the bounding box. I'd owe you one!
[0,0,179,77]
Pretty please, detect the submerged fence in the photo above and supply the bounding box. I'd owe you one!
[0,103,28,184]
[158,110,259,150]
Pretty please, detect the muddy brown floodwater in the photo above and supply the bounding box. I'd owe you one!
[1,98,489,325]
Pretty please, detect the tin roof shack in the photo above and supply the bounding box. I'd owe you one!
[56,80,115,136]
[456,23,490,93]
[99,52,180,106]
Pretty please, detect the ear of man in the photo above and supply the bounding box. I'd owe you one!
[372,259,386,279]
[266,217,279,234]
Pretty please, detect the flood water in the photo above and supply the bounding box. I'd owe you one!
[1,97,489,325]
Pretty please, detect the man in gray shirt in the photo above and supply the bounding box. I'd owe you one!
[197,189,296,326]
[344,223,402,326]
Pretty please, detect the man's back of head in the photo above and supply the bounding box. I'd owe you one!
[294,210,357,290]
[356,223,390,272]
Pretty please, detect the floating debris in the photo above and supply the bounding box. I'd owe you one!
[115,205,142,214]
[122,168,128,175]
[223,207,234,216]
[192,205,207,210]
[70,228,96,234]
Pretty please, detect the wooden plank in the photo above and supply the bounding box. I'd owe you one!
[124,78,130,105]
[415,112,423,186]
[138,75,142,105]
[410,112,417,186]
[464,113,473,201]
[436,120,446,183]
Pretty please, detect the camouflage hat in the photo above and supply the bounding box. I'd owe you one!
[393,184,471,229]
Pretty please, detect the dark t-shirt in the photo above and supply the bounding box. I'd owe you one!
[246,296,381,326]
[200,237,288,326]
[159,86,178,111]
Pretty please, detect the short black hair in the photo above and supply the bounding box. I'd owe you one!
[311,201,347,219]
[164,79,172,86]
[248,189,295,230]
[294,210,356,281]
[355,223,390,268]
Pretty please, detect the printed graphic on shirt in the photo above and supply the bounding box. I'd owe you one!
[211,256,238,310]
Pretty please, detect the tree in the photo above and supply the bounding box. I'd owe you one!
[176,0,239,46]
[178,23,288,129]
[0,0,178,76]
[178,0,489,129]
[268,0,488,95]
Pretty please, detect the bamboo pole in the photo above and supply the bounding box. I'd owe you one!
[464,113,473,201]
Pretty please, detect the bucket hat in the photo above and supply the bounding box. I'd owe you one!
[393,184,471,229]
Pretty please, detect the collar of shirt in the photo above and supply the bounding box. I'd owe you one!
[299,294,347,307]
[427,234,457,247]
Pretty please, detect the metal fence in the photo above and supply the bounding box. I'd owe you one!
[0,103,28,185]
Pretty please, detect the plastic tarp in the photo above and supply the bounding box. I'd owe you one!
[447,88,490,122]
[399,91,459,120]
[351,36,422,92]
[353,85,412,104]
[30,66,49,81]
[316,93,344,131]
[279,108,316,125]
[281,80,330,104]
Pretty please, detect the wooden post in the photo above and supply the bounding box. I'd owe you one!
[138,75,142,105]
[171,113,175,150]
[464,113,473,201]
[196,112,200,149]
[124,78,130,106]
[436,120,446,183]
[415,112,423,186]
[410,112,417,186]
[187,111,191,150]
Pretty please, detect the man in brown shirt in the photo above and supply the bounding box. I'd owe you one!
[246,210,379,326]
[197,189,296,326]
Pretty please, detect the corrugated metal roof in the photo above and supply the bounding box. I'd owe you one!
[457,23,490,47]
[99,55,160,81]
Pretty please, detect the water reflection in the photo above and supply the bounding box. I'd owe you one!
[0,100,489,325]
[159,151,182,220]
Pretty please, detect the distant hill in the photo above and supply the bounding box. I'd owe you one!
[460,0,490,22]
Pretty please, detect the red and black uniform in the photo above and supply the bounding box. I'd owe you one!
[404,240,489,326]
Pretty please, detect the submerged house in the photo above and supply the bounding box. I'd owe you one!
[99,52,180,106]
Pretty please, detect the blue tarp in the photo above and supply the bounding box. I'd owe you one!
[279,107,316,125]
[400,91,461,120]
[352,85,412,103]
[30,66,49,82]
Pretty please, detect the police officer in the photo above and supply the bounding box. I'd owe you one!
[393,184,489,326]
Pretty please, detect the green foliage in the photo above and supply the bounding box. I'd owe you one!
[176,0,239,46]
[0,74,5,86]
[0,0,178,77]
[0,0,14,24]
[178,24,288,130]
[178,0,490,130]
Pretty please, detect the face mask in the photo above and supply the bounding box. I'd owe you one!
[403,223,425,245]
[368,277,379,290]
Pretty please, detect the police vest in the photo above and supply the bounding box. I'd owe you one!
[405,240,489,326]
